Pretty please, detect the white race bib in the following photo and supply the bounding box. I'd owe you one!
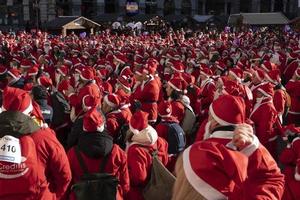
[0,135,22,164]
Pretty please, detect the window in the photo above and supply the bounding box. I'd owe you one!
[260,0,272,12]
[105,0,116,13]
[164,0,175,15]
[145,0,157,14]
[181,0,191,15]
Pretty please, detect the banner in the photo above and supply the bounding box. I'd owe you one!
[126,1,139,16]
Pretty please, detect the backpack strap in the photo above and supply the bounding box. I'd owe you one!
[75,146,89,174]
[99,152,111,173]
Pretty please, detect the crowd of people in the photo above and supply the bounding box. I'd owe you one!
[0,27,299,200]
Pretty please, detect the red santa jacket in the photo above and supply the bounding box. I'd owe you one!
[280,138,300,200]
[67,144,129,200]
[131,75,160,122]
[31,127,72,200]
[286,80,300,113]
[284,59,299,82]
[206,129,285,200]
[106,109,130,140]
[273,87,288,118]
[126,137,168,200]
[170,100,185,124]
[199,78,216,115]
[249,97,278,145]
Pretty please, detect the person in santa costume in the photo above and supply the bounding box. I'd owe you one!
[197,67,216,123]
[172,140,248,200]
[67,107,129,200]
[131,65,160,123]
[203,94,285,199]
[249,82,281,159]
[279,125,300,200]
[126,110,168,200]
[102,93,127,140]
[165,77,187,124]
[286,68,300,126]
[155,100,185,172]
[0,87,71,199]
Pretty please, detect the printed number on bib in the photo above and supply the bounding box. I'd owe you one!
[0,135,22,164]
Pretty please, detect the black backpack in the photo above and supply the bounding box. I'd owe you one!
[114,124,129,150]
[163,122,186,154]
[50,91,70,127]
[71,146,119,200]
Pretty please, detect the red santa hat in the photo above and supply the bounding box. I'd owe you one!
[80,67,94,81]
[261,61,273,72]
[82,95,97,112]
[257,82,274,98]
[7,68,21,83]
[209,94,246,126]
[265,69,281,84]
[182,142,248,199]
[118,75,132,91]
[104,93,120,108]
[83,108,105,132]
[215,61,226,71]
[113,54,126,64]
[200,67,212,77]
[130,110,149,135]
[169,61,184,73]
[168,77,187,94]
[229,68,243,80]
[158,101,172,118]
[56,65,69,76]
[20,59,32,69]
[101,82,113,95]
[2,87,33,115]
[120,66,133,77]
[37,75,53,89]
[27,66,39,77]
[0,65,7,75]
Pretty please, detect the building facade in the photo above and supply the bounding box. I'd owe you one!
[0,0,299,28]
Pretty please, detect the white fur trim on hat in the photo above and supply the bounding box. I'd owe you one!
[296,69,300,78]
[254,71,262,82]
[183,146,227,200]
[129,124,141,135]
[113,55,125,64]
[57,68,66,76]
[28,72,38,76]
[7,70,19,80]
[209,104,236,126]
[261,63,270,72]
[80,74,89,81]
[82,95,92,111]
[104,95,117,108]
[168,81,181,92]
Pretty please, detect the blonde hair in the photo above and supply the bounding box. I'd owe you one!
[172,155,206,200]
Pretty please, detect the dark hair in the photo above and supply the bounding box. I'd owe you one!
[170,89,183,100]
[32,85,48,100]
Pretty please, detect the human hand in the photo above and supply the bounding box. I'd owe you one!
[233,123,254,150]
